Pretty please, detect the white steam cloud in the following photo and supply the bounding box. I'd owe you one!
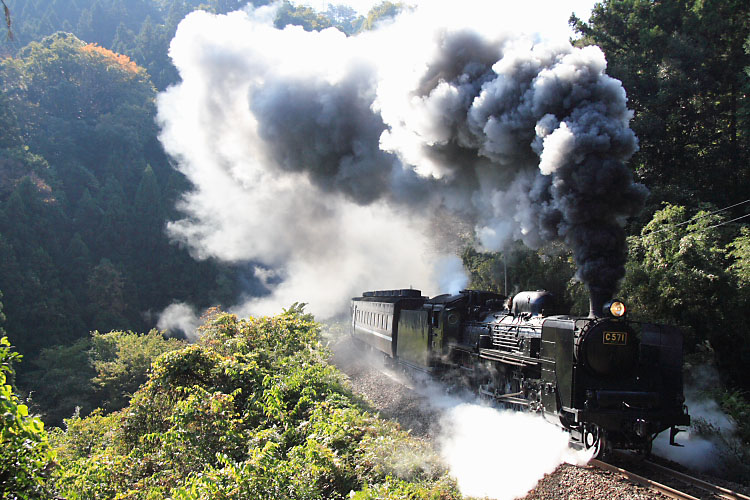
[653,396,735,472]
[157,0,643,318]
[653,364,739,473]
[157,302,201,341]
[440,404,592,499]
[396,370,593,499]
[435,256,469,295]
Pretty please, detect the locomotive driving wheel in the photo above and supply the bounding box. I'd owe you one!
[583,424,607,458]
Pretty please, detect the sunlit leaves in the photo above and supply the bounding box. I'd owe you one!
[0,336,55,497]
[81,43,144,76]
[51,309,457,499]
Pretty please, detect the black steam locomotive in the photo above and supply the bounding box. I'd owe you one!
[350,288,690,456]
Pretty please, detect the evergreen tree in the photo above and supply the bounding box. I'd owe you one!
[76,6,94,42]
[64,232,93,295]
[97,176,129,260]
[111,21,135,55]
[0,288,5,335]
[26,338,97,425]
[87,258,128,331]
[0,91,22,148]
[571,0,750,211]
[73,187,102,248]
[131,164,164,307]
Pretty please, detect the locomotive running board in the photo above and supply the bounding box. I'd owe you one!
[479,387,530,406]
[479,348,539,367]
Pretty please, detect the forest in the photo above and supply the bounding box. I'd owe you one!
[0,0,749,497]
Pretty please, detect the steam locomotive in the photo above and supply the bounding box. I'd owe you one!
[350,288,690,456]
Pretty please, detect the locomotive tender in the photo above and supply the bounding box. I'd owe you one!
[351,288,690,456]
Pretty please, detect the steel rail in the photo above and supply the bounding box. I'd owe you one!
[640,459,750,500]
[590,458,701,500]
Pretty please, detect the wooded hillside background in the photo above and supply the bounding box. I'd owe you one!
[0,0,748,480]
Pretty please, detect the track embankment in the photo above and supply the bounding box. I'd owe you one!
[329,335,747,500]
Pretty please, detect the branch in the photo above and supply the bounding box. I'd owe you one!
[2,0,12,41]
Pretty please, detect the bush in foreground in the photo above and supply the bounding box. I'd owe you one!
[0,337,55,498]
[50,306,460,499]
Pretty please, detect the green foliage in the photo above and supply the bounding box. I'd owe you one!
[350,475,461,500]
[619,204,729,332]
[90,329,184,412]
[359,2,403,32]
[0,337,55,498]
[26,338,97,427]
[27,330,184,425]
[87,258,129,330]
[728,226,750,287]
[25,329,184,427]
[461,247,505,294]
[623,204,726,320]
[619,204,750,389]
[719,390,750,445]
[0,30,248,381]
[462,242,577,312]
[275,1,333,32]
[50,309,457,499]
[0,175,85,357]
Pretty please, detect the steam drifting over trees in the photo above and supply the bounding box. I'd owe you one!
[159,2,646,317]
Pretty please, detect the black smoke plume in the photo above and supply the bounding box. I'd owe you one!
[157,3,646,317]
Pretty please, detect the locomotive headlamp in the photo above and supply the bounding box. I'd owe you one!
[605,300,627,318]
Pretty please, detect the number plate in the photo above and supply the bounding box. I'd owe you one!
[603,331,627,345]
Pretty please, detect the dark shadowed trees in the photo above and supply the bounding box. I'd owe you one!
[571,0,750,212]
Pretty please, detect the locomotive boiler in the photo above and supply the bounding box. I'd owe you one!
[350,288,690,456]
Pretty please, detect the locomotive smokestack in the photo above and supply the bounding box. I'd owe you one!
[588,286,612,318]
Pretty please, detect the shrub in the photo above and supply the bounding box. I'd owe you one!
[0,337,55,498]
[50,308,460,499]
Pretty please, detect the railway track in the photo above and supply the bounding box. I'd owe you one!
[590,453,750,500]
